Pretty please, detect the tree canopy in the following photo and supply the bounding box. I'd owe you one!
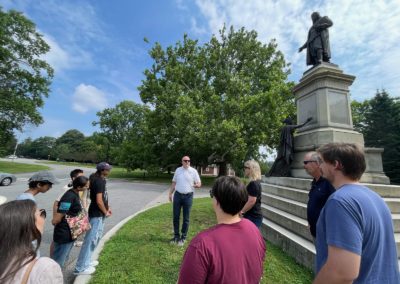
[139,26,295,173]
[352,90,400,184]
[0,8,53,153]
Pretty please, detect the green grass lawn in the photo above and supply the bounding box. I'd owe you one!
[90,198,314,284]
[0,161,50,173]
[38,161,217,186]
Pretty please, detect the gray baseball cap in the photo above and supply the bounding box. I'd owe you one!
[29,171,60,184]
[96,162,112,171]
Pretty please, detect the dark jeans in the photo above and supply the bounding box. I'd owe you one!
[244,215,263,228]
[173,191,193,239]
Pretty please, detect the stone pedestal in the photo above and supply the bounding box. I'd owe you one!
[291,63,390,184]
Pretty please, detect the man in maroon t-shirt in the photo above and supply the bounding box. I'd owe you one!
[178,176,266,284]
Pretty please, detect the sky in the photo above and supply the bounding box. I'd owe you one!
[3,0,400,141]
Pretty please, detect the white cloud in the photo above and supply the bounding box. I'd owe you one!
[194,0,400,99]
[72,84,108,113]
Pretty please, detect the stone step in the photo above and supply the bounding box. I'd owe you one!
[393,214,400,233]
[262,176,400,198]
[261,218,316,270]
[262,192,307,219]
[261,204,313,242]
[385,198,400,214]
[262,183,309,203]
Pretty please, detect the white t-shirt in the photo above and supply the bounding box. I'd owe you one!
[2,257,63,284]
[173,166,201,194]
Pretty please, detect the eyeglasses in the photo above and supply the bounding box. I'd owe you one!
[39,209,47,219]
[183,160,190,163]
[303,160,317,165]
[244,166,250,169]
[209,189,214,198]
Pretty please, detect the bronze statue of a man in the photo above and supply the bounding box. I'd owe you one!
[299,12,333,66]
[268,117,312,177]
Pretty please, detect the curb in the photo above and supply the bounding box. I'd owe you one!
[73,190,210,284]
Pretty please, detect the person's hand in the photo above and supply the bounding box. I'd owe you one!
[168,192,173,202]
[106,209,112,217]
[298,47,304,52]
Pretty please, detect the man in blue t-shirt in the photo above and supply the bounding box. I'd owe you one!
[314,143,399,283]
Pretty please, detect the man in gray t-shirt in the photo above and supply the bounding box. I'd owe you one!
[168,156,201,245]
[314,143,399,283]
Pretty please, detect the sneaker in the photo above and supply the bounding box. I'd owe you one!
[73,266,96,275]
[170,237,179,244]
[178,238,186,246]
[90,260,99,267]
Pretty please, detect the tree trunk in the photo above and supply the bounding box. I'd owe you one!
[218,161,228,176]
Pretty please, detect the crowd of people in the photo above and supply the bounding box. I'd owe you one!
[0,142,399,283]
[0,162,112,283]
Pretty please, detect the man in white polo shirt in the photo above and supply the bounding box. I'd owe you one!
[169,156,201,246]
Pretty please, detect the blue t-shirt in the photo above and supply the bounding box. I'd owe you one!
[316,184,400,283]
[16,192,36,202]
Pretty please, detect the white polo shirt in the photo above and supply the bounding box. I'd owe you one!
[173,166,201,194]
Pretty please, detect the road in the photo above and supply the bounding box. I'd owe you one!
[0,158,171,283]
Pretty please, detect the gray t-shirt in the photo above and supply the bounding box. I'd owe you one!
[2,257,63,284]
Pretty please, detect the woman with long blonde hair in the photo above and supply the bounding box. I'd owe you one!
[241,160,263,228]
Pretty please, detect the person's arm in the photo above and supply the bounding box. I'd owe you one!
[193,171,201,188]
[52,194,72,225]
[52,212,65,225]
[52,201,59,220]
[242,196,257,214]
[313,246,360,284]
[299,42,307,52]
[169,181,176,202]
[96,193,111,216]
[294,117,312,129]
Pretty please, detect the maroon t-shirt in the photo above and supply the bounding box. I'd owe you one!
[178,219,266,284]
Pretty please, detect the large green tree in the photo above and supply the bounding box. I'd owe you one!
[94,100,150,167]
[139,26,295,174]
[351,90,400,184]
[0,8,54,152]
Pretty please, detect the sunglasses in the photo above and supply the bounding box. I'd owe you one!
[209,189,214,198]
[183,160,190,162]
[39,209,47,219]
[303,160,317,165]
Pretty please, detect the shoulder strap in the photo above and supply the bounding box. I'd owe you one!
[21,258,38,284]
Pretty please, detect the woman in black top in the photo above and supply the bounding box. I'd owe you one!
[241,160,263,228]
[51,176,89,268]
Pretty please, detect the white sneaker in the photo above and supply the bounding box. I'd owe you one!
[90,260,99,267]
[74,266,96,275]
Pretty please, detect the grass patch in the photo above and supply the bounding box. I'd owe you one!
[90,198,314,284]
[38,161,216,186]
[0,161,50,173]
[37,160,96,168]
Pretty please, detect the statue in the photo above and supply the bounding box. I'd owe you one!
[299,12,333,66]
[268,117,312,177]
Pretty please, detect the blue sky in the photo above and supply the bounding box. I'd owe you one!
[3,0,400,141]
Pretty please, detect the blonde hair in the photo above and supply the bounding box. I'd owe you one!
[244,160,261,181]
